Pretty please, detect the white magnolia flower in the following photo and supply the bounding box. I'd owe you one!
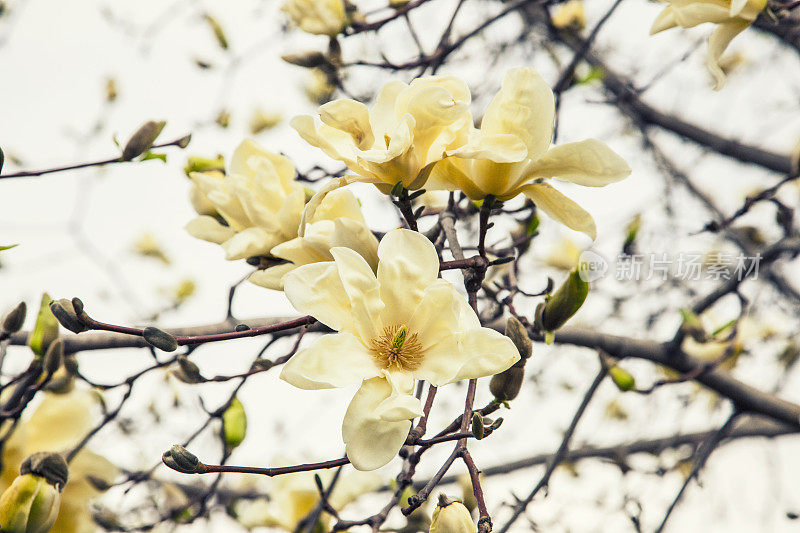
[429,497,476,533]
[249,188,379,291]
[235,463,380,531]
[649,0,767,89]
[282,0,347,36]
[280,229,520,470]
[427,67,631,239]
[292,75,474,193]
[0,390,117,533]
[185,139,306,261]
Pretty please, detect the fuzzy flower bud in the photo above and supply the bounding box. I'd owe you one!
[143,327,178,352]
[489,364,525,402]
[162,445,202,474]
[504,316,532,360]
[2,301,26,335]
[49,299,89,334]
[429,495,476,533]
[43,339,64,375]
[122,120,166,161]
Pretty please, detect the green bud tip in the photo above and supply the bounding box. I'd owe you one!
[20,452,69,490]
[143,327,179,352]
[609,366,636,392]
[1,301,26,335]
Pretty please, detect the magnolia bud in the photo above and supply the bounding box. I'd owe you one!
[222,397,247,448]
[172,356,203,384]
[504,316,532,360]
[539,269,589,332]
[430,495,476,533]
[609,366,636,392]
[122,120,166,161]
[489,365,524,401]
[49,299,89,334]
[28,293,59,357]
[43,339,64,375]
[143,327,178,352]
[162,445,201,474]
[2,301,26,335]
[281,51,328,68]
[470,413,484,440]
[0,473,61,533]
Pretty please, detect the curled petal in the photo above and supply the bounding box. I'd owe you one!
[319,99,375,150]
[220,227,275,260]
[342,376,415,471]
[248,263,297,291]
[521,183,597,239]
[707,20,749,90]
[650,7,678,34]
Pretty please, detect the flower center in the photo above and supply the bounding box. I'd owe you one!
[369,324,424,372]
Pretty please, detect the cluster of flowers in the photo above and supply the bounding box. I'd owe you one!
[186,66,631,471]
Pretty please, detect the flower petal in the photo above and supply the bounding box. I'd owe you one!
[185,216,236,245]
[249,263,297,291]
[528,139,631,187]
[342,377,413,471]
[332,218,380,272]
[449,328,520,382]
[481,67,555,160]
[331,247,385,341]
[707,20,749,90]
[375,371,423,422]
[377,229,440,326]
[220,227,275,260]
[319,99,375,150]
[521,183,597,239]
[280,332,379,389]
[650,7,678,34]
[284,261,353,332]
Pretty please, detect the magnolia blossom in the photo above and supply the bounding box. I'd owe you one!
[281,0,347,36]
[185,139,307,261]
[427,67,630,239]
[0,390,117,533]
[234,461,380,531]
[292,75,474,192]
[249,188,379,290]
[551,0,586,30]
[280,229,520,470]
[650,0,767,89]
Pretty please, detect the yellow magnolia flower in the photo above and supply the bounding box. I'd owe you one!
[292,75,474,192]
[0,390,117,533]
[427,67,631,239]
[280,229,520,470]
[282,0,347,36]
[235,463,380,531]
[649,0,767,89]
[249,188,379,291]
[185,139,306,261]
[551,0,586,30]
[541,237,584,270]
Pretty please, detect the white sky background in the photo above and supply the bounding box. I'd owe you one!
[2,0,800,531]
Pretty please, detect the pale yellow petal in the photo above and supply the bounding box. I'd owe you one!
[280,333,380,390]
[185,216,236,245]
[650,7,678,34]
[521,183,597,239]
[481,67,555,160]
[376,229,440,326]
[284,261,353,332]
[248,263,297,291]
[220,227,275,260]
[342,377,412,471]
[331,247,385,341]
[319,99,375,150]
[331,218,380,272]
[707,20,749,90]
[528,139,631,187]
